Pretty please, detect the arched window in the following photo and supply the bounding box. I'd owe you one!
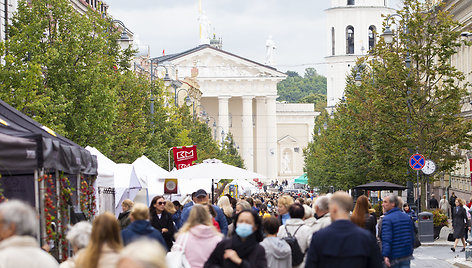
[346,26,354,54]
[331,27,335,55]
[347,0,355,5]
[368,25,376,51]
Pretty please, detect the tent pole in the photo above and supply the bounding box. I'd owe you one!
[168,147,173,171]
[77,174,81,208]
[34,169,40,242]
[56,170,62,259]
[211,179,214,204]
[39,169,46,247]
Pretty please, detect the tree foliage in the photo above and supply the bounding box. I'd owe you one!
[0,0,244,169]
[305,0,472,192]
[277,67,327,111]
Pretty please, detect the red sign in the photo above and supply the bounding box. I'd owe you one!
[173,145,198,169]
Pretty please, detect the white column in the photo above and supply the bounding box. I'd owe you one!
[218,96,230,144]
[241,96,254,171]
[266,95,278,181]
[255,96,267,176]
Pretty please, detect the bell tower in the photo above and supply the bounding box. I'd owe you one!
[325,0,394,108]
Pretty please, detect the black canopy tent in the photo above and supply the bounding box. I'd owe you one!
[0,99,97,249]
[354,181,407,191]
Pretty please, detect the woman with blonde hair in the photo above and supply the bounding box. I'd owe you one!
[75,212,123,268]
[217,195,234,225]
[172,204,223,268]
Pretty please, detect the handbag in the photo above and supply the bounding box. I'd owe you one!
[448,233,455,242]
[166,233,191,268]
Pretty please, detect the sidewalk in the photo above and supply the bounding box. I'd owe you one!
[420,232,472,267]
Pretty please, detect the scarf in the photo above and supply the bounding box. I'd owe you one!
[230,233,258,260]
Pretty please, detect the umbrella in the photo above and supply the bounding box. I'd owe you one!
[354,181,406,191]
[294,174,308,184]
[168,159,266,197]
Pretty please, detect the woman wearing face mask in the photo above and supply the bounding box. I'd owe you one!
[204,210,267,268]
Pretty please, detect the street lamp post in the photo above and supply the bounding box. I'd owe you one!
[382,12,417,212]
[111,20,132,50]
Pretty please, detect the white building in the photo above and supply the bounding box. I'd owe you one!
[325,0,393,108]
[156,45,317,182]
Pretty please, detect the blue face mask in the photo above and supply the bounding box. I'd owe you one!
[268,204,272,208]
[235,223,254,238]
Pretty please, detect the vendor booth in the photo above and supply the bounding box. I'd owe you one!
[0,99,97,261]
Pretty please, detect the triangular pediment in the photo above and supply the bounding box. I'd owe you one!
[278,135,298,144]
[159,45,286,80]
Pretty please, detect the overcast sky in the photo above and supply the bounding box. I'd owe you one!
[108,0,402,76]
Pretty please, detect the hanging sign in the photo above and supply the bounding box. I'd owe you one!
[173,145,198,169]
[164,179,178,194]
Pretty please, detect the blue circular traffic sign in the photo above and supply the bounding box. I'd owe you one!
[409,154,425,170]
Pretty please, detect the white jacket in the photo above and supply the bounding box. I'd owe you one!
[277,218,313,268]
[0,235,58,268]
[309,212,332,234]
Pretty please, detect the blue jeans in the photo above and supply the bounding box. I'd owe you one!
[390,259,410,268]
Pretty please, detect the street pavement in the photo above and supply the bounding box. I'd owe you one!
[413,245,472,267]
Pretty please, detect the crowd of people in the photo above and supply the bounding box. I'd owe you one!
[0,189,421,268]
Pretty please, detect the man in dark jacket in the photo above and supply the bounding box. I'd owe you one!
[305,192,382,268]
[121,203,167,250]
[181,189,228,235]
[429,194,439,209]
[381,195,415,268]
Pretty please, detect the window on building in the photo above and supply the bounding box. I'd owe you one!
[368,25,376,51]
[331,27,335,56]
[347,0,355,5]
[346,26,354,54]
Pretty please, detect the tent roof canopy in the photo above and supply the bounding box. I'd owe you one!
[353,181,406,191]
[0,99,96,175]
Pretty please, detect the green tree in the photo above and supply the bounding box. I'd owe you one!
[277,67,327,104]
[305,0,472,195]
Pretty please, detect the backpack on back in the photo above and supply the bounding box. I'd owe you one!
[282,225,305,266]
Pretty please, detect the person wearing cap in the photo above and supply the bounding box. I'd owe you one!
[181,189,229,236]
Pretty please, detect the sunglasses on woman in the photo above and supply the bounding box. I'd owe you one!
[157,201,166,205]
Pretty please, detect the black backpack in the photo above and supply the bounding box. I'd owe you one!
[282,225,305,266]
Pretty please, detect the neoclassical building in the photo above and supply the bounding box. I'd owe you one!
[155,45,317,182]
[431,0,472,200]
[325,0,393,108]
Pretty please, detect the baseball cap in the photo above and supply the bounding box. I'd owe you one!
[195,189,208,198]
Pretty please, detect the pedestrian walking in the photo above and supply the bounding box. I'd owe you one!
[0,200,59,268]
[305,192,382,268]
[429,194,439,209]
[351,195,377,237]
[172,204,223,268]
[118,199,133,230]
[217,195,234,225]
[306,195,331,233]
[402,203,417,222]
[278,195,294,225]
[451,198,469,252]
[75,212,123,268]
[277,203,312,268]
[381,194,415,268]
[121,203,167,249]
[450,192,457,217]
[149,195,175,250]
[439,195,450,218]
[181,189,228,236]
[117,240,167,268]
[172,200,183,230]
[261,216,291,268]
[204,210,267,268]
[59,221,92,268]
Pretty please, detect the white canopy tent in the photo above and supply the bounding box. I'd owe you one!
[132,156,170,205]
[85,146,116,188]
[168,159,266,196]
[113,164,141,215]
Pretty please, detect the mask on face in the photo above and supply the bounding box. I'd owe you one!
[235,223,254,238]
[267,204,272,208]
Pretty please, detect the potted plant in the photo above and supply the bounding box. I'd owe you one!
[428,209,448,239]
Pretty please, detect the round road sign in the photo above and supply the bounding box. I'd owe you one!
[409,154,425,170]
